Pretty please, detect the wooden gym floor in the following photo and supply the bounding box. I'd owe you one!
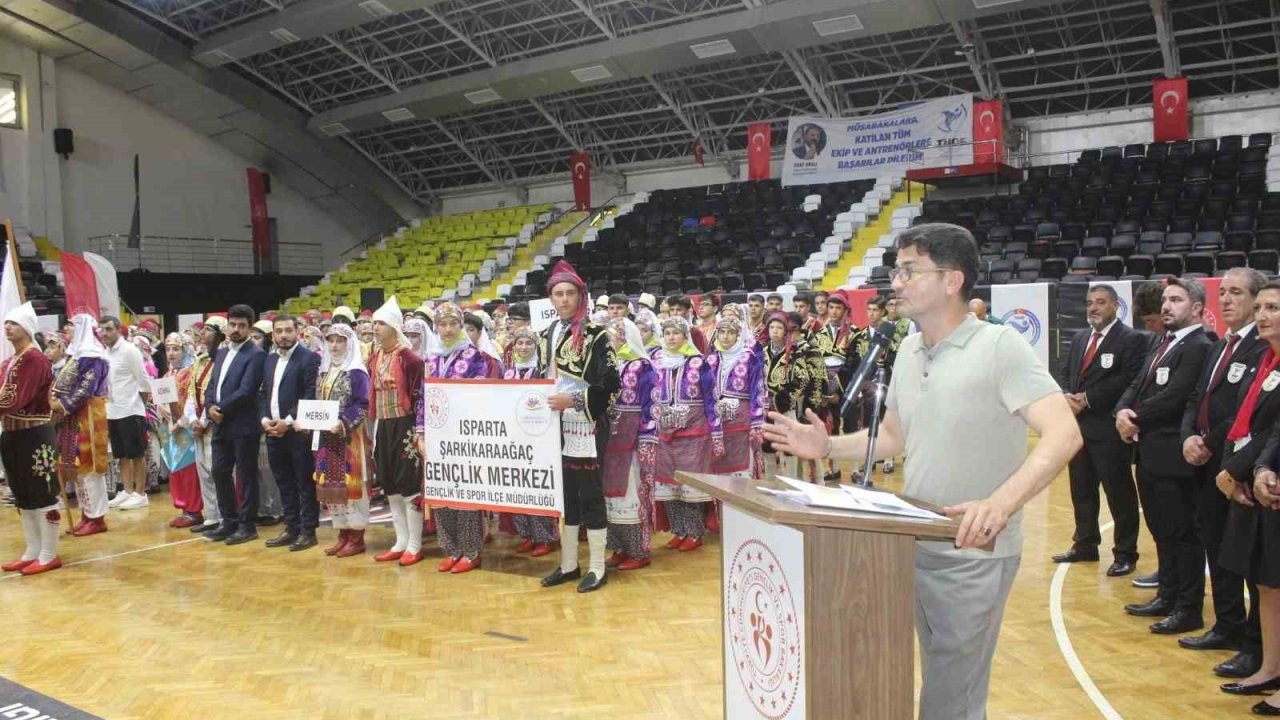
[0,459,1260,719]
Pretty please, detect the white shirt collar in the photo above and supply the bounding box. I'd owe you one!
[276,342,297,360]
[1169,323,1202,342]
[1228,322,1256,341]
[1090,318,1120,339]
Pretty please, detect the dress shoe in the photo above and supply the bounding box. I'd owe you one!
[171,513,202,529]
[1179,629,1240,651]
[324,529,350,556]
[2,557,34,572]
[191,521,218,534]
[437,556,459,573]
[224,527,259,546]
[73,517,107,537]
[1132,571,1159,588]
[1106,560,1136,577]
[1221,676,1280,695]
[256,515,282,527]
[398,550,425,567]
[1150,610,1203,635]
[1124,597,1173,617]
[577,570,607,593]
[514,538,534,554]
[204,524,236,542]
[375,550,405,562]
[541,567,582,588]
[529,543,553,557]
[618,556,650,571]
[265,529,299,548]
[678,536,704,552]
[665,535,685,550]
[606,551,625,567]
[450,556,480,574]
[1052,547,1099,563]
[20,557,61,576]
[1253,700,1280,715]
[289,533,318,552]
[335,530,365,557]
[1217,652,1263,679]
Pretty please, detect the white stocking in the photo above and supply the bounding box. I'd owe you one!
[560,524,580,573]
[37,505,60,563]
[405,496,423,554]
[387,494,408,553]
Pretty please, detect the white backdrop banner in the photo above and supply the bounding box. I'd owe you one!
[991,282,1051,367]
[421,378,563,517]
[781,94,974,186]
[1089,279,1134,327]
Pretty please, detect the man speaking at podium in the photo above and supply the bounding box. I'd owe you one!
[764,223,1081,719]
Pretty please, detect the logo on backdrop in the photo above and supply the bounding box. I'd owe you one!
[1116,297,1130,323]
[513,390,552,437]
[423,386,450,429]
[937,104,968,134]
[727,539,801,719]
[1000,307,1043,346]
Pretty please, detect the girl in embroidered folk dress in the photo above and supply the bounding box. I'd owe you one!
[184,317,226,533]
[158,333,203,529]
[635,309,661,358]
[415,302,498,574]
[314,324,372,558]
[645,316,723,552]
[51,314,111,537]
[604,318,656,571]
[503,327,560,556]
[711,313,768,480]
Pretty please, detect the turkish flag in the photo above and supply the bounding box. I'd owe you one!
[571,151,591,210]
[1198,276,1223,336]
[693,138,704,166]
[60,251,100,319]
[1152,76,1189,142]
[843,288,879,328]
[246,168,270,261]
[973,99,1004,164]
[747,122,771,180]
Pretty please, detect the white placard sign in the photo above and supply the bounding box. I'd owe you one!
[529,298,558,333]
[178,314,205,331]
[149,376,179,405]
[723,503,806,719]
[36,315,60,333]
[294,399,340,431]
[421,378,563,517]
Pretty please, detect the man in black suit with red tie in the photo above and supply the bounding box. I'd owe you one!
[1053,284,1148,575]
[1115,278,1214,635]
[1179,268,1268,675]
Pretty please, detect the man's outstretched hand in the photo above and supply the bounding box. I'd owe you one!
[761,409,829,461]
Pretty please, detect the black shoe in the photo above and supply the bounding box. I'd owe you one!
[1150,610,1204,635]
[541,567,582,588]
[289,533,318,552]
[1217,652,1263,679]
[256,515,283,527]
[1106,560,1136,577]
[265,529,299,548]
[576,570,607,593]
[1179,629,1241,651]
[224,527,259,546]
[1222,676,1280,695]
[192,522,218,534]
[203,524,236,541]
[1131,571,1159,588]
[1052,547,1099,563]
[1125,597,1173,617]
[1252,700,1280,716]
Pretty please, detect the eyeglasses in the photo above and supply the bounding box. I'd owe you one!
[888,266,955,283]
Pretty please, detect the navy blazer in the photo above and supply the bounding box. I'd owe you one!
[205,340,266,438]
[257,345,320,428]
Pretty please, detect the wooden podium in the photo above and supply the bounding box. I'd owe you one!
[677,472,960,720]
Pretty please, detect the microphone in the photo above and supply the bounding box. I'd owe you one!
[839,327,891,418]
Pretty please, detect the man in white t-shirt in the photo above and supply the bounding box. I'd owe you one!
[100,316,152,510]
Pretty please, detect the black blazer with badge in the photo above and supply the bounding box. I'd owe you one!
[1115,327,1213,478]
[1061,322,1148,439]
[1219,358,1280,483]
[1180,327,1265,459]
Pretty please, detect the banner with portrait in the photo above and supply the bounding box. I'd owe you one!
[781,94,974,186]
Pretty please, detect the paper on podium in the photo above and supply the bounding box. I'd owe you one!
[769,476,945,521]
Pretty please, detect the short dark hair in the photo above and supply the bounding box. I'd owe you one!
[814,290,829,300]
[1133,281,1164,316]
[748,293,764,303]
[700,293,721,309]
[895,223,980,298]
[462,313,484,331]
[227,304,256,323]
[1166,277,1207,308]
[794,291,813,306]
[786,311,805,328]
[608,293,630,307]
[866,295,887,310]
[1086,284,1120,303]
[272,314,298,328]
[507,301,531,321]
[666,294,692,311]
[99,314,121,329]
[766,293,783,303]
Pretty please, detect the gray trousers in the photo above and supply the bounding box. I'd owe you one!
[914,550,1021,720]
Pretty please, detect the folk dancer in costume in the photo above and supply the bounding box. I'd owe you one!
[711,313,768,480]
[315,324,372,558]
[811,290,859,483]
[184,317,225,534]
[415,302,497,574]
[503,326,560,557]
[368,297,427,567]
[0,302,63,575]
[855,294,901,474]
[603,318,656,571]
[644,316,723,553]
[539,260,621,593]
[635,308,661,357]
[463,312,504,375]
[158,333,203,529]
[51,314,110,537]
[761,311,817,478]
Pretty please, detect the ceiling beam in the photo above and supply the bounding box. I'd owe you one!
[780,49,838,116]
[950,20,994,98]
[569,0,615,40]
[427,118,506,186]
[1150,0,1181,77]
[324,35,399,92]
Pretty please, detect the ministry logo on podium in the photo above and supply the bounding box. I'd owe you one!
[727,538,802,719]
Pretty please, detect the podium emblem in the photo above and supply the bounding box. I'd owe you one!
[727,539,802,719]
[423,386,450,429]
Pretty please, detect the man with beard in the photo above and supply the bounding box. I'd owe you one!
[259,314,322,552]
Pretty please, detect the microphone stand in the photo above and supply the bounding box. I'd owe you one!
[857,367,888,489]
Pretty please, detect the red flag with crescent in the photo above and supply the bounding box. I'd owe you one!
[747,121,771,180]
[1152,77,1188,142]
[571,151,591,211]
[972,99,1003,164]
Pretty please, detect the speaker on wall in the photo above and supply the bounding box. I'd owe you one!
[360,288,384,312]
[53,128,73,158]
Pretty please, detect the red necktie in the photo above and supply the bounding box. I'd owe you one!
[1141,333,1175,390]
[1079,331,1103,375]
[1196,333,1240,432]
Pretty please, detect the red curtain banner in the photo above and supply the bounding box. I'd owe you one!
[246,168,270,261]
[693,137,704,166]
[571,151,591,211]
[1199,276,1223,337]
[973,99,1004,164]
[843,288,879,328]
[60,251,100,319]
[747,122,772,180]
[1152,76,1189,142]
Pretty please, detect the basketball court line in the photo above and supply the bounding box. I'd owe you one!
[0,537,204,582]
[1050,519,1124,720]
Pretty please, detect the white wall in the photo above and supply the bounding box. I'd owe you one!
[0,40,62,245]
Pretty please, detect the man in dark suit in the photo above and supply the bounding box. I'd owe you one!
[258,314,321,552]
[1053,284,1147,575]
[204,304,267,546]
[1115,278,1214,635]
[1179,268,1268,674]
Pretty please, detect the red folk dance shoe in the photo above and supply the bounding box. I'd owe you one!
[398,550,425,567]
[514,538,535,554]
[72,516,88,534]
[606,552,625,568]
[374,550,404,563]
[529,543,553,557]
[171,513,202,529]
[336,530,366,557]
[2,558,35,572]
[678,536,703,552]
[324,529,350,556]
[437,556,459,572]
[665,535,685,550]
[21,557,62,576]
[618,557,651,571]
[450,556,480,574]
[73,517,107,537]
